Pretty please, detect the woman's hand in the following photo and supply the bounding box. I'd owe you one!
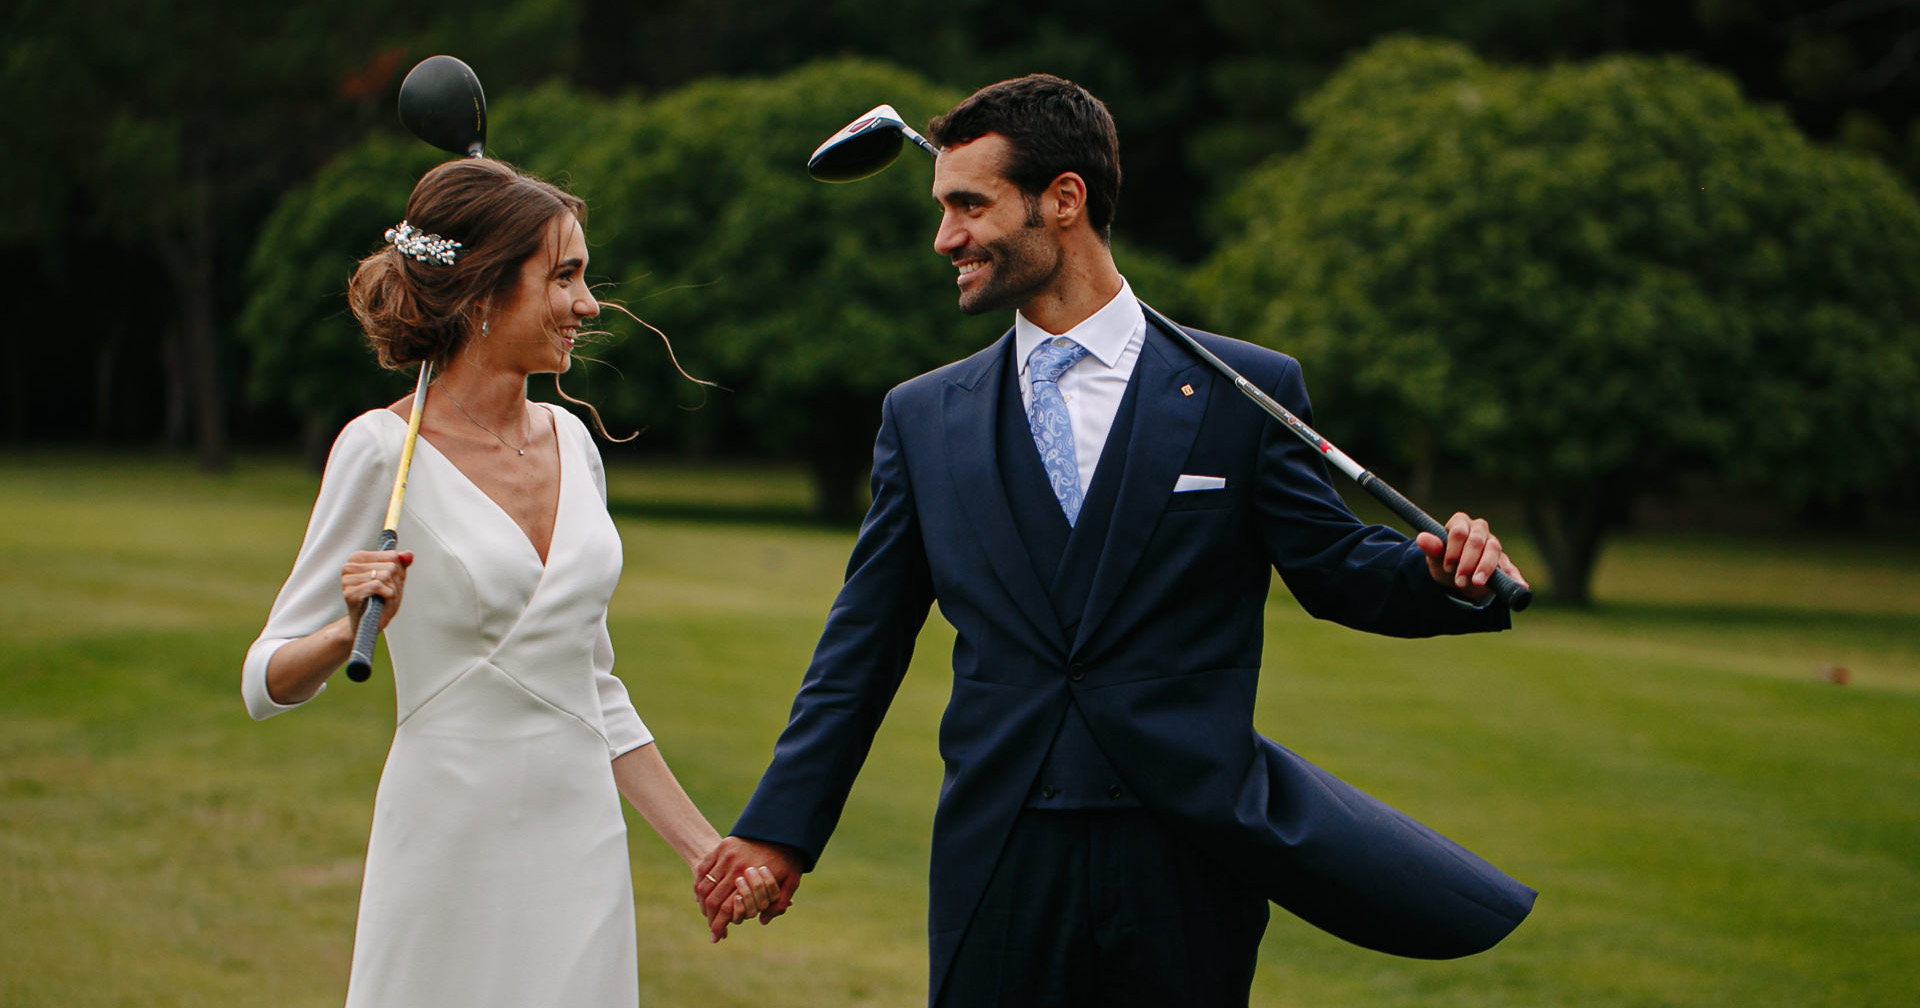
[714,865,782,928]
[696,839,804,941]
[342,549,414,631]
[262,548,416,704]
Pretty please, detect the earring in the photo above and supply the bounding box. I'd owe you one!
[481,319,490,338]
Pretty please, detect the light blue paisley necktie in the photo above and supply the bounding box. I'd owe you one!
[1026,336,1092,526]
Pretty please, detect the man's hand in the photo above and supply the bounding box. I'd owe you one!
[695,836,803,943]
[1415,511,1529,605]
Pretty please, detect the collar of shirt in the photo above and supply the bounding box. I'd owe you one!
[1014,276,1143,378]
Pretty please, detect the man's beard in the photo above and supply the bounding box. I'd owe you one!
[956,223,1063,317]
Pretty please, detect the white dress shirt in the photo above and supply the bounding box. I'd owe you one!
[1014,277,1145,497]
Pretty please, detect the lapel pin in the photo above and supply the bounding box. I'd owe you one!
[1180,383,1195,397]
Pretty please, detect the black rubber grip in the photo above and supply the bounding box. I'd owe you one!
[1487,568,1533,612]
[1357,473,1533,612]
[345,598,383,682]
[344,529,399,682]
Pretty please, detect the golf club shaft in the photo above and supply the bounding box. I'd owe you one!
[1139,303,1531,611]
[899,125,938,157]
[346,362,434,681]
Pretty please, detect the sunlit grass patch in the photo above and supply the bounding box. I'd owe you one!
[2,454,1915,1007]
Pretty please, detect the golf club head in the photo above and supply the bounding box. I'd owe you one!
[398,55,488,159]
[808,104,937,182]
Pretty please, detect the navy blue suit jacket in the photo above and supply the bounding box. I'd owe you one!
[734,310,1535,1000]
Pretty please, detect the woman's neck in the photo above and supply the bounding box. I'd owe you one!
[431,360,528,430]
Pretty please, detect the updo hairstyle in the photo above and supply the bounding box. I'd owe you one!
[349,158,586,369]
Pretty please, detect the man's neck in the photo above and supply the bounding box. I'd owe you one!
[1019,248,1125,335]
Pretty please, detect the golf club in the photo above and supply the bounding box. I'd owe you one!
[398,55,488,159]
[808,104,938,182]
[345,55,487,683]
[807,106,1532,611]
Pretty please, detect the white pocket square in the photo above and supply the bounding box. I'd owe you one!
[1173,474,1226,492]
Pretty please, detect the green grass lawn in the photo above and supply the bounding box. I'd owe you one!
[2,452,1916,1006]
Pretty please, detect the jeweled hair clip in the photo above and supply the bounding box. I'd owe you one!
[384,221,462,265]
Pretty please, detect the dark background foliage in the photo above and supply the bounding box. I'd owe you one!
[5,0,1917,596]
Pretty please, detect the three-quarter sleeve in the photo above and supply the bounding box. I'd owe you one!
[575,423,652,757]
[593,615,652,758]
[241,413,395,720]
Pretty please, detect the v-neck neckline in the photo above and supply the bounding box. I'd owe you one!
[384,403,565,567]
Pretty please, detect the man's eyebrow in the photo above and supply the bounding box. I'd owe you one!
[936,187,992,205]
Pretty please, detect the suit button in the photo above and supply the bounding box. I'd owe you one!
[1040,785,1058,800]
[1107,785,1124,799]
[1068,662,1086,681]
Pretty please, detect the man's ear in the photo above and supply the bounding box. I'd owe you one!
[1048,172,1088,228]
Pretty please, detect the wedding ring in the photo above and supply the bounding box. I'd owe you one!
[368,569,382,583]
[705,873,720,885]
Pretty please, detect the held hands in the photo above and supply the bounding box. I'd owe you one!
[1415,512,1529,605]
[694,837,803,943]
[692,863,782,941]
[342,549,413,631]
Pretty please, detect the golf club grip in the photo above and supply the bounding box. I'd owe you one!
[344,528,400,682]
[1357,473,1533,612]
[346,597,384,682]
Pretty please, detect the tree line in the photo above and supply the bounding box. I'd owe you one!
[5,2,1918,603]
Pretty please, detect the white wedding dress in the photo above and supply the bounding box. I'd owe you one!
[244,404,648,1008]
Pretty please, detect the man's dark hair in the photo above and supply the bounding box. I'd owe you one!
[927,74,1121,240]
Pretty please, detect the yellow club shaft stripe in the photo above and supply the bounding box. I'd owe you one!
[382,362,434,532]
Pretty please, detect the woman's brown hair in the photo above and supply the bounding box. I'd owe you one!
[349,158,585,370]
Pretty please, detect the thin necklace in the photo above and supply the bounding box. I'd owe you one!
[436,383,529,456]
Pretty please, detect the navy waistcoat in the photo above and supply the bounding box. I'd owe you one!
[995,350,1144,809]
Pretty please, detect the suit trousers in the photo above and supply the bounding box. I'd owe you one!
[938,808,1270,1008]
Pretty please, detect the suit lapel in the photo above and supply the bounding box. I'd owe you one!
[943,331,1070,657]
[1072,309,1211,655]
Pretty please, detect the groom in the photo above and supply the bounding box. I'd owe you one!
[699,73,1535,1006]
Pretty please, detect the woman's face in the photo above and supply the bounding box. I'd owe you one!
[485,213,597,375]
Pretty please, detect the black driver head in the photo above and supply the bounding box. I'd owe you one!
[398,55,488,159]
[808,104,915,182]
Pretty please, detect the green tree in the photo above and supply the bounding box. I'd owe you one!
[1193,37,1920,604]
[471,61,961,520]
[566,60,977,521]
[0,0,579,462]
[238,136,447,466]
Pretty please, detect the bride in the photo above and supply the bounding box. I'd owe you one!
[243,156,775,1007]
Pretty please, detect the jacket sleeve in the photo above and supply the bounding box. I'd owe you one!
[1252,354,1508,637]
[730,390,936,869]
